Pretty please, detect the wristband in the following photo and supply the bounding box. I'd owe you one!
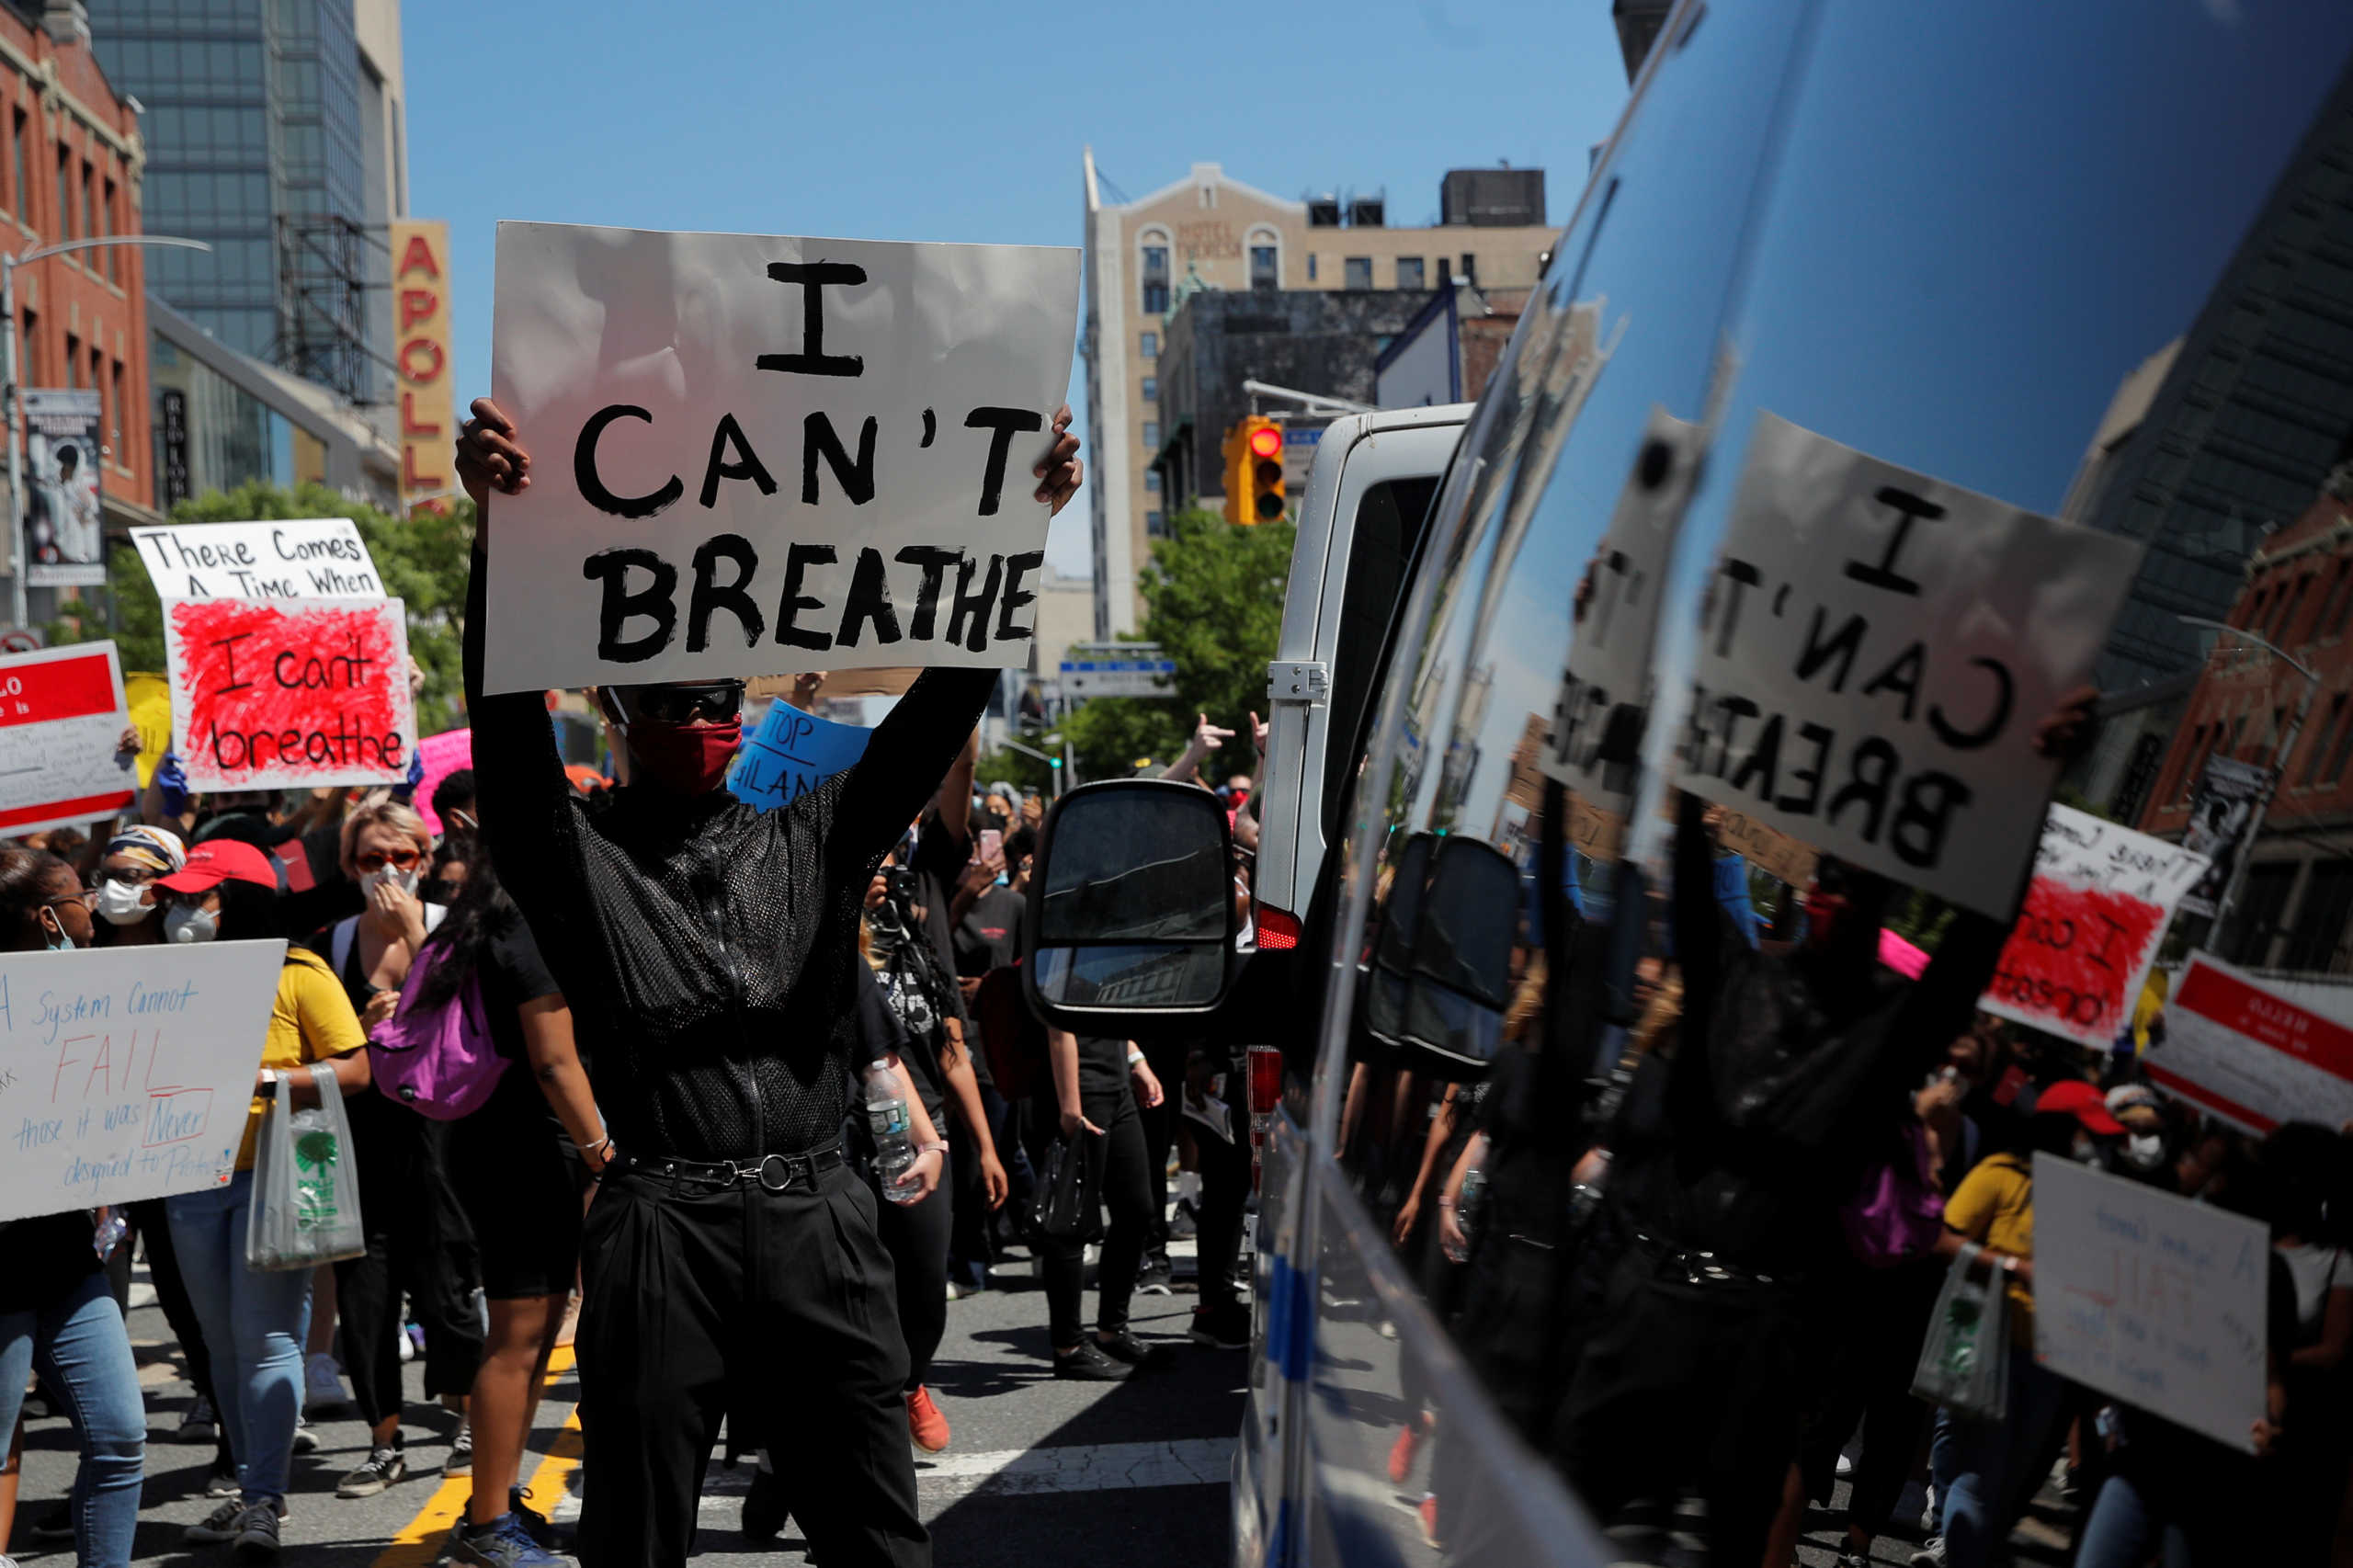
[1128,1049,1147,1066]
[918,1140,949,1156]
[1438,1197,1456,1210]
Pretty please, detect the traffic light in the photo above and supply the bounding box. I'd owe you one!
[1221,416,1286,525]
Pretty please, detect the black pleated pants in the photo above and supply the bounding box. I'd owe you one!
[576,1158,926,1568]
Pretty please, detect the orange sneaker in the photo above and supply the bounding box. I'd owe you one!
[1386,1424,1421,1484]
[906,1386,950,1453]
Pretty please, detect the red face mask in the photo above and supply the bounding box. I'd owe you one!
[626,718,742,795]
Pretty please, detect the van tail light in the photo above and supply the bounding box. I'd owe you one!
[1247,1043,1284,1188]
[1255,903,1301,950]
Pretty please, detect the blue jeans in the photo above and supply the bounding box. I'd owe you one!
[166,1169,313,1504]
[2077,1471,2190,1568]
[0,1268,147,1568]
[1940,1345,2071,1568]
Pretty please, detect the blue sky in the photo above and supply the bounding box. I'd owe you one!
[403,0,1632,571]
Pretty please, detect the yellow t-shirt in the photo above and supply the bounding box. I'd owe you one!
[1944,1151,2036,1341]
[236,948,369,1171]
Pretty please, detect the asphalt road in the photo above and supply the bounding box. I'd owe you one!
[6,1247,1245,1568]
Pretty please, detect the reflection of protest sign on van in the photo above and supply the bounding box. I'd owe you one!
[1980,804,2208,1050]
[163,597,417,790]
[23,389,104,588]
[2176,754,2268,919]
[483,222,1080,694]
[1675,412,2143,920]
[2143,953,2353,1134]
[0,939,288,1222]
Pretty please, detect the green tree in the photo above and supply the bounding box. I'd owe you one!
[1062,506,1294,780]
[48,482,478,733]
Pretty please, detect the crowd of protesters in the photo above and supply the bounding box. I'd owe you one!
[1347,767,2353,1567]
[0,403,1279,1568]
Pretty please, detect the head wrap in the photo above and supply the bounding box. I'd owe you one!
[104,824,188,876]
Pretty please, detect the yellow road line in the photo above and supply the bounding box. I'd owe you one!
[368,1345,582,1568]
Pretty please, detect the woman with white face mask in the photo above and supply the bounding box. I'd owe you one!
[304,803,483,1503]
[88,825,186,948]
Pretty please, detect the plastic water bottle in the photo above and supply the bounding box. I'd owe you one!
[864,1060,920,1205]
[93,1211,128,1261]
[1445,1165,1488,1263]
[291,1113,342,1233]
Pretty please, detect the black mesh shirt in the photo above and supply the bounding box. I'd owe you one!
[463,547,993,1162]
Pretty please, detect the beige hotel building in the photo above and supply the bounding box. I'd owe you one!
[1081,153,1559,637]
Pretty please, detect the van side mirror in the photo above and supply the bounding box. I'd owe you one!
[1357,832,1523,1078]
[1022,779,1241,1027]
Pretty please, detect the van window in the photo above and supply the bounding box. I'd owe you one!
[1324,474,1441,826]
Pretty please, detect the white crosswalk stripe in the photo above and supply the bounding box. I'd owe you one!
[547,1438,1234,1522]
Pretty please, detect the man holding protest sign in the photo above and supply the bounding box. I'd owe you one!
[457,320,1079,1568]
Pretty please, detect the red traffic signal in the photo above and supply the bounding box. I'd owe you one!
[1247,426,1283,460]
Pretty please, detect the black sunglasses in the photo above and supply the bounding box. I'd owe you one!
[625,683,745,724]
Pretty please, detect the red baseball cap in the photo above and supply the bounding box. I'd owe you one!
[158,839,280,895]
[2035,1079,2126,1137]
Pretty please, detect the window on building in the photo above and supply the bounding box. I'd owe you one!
[2245,587,2269,630]
[1144,510,1166,538]
[1139,331,1157,360]
[1432,257,1449,283]
[1144,470,1161,494]
[19,309,36,384]
[1140,243,1169,314]
[1307,254,1318,282]
[1141,421,1159,450]
[2228,714,2246,758]
[2303,697,2347,787]
[2176,726,2209,802]
[1344,256,1373,290]
[2328,706,2353,785]
[63,333,79,388]
[80,161,96,271]
[2267,706,2286,759]
[2283,860,2353,972]
[108,358,123,458]
[2334,562,2353,639]
[2276,574,2312,642]
[1250,244,1278,290]
[0,111,14,217]
[54,149,72,243]
[1397,256,1426,290]
[98,176,115,281]
[1141,376,1156,402]
[1460,253,1478,284]
[2227,861,2298,967]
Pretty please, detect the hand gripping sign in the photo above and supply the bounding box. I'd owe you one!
[1675,413,2143,920]
[164,597,417,791]
[484,223,1081,694]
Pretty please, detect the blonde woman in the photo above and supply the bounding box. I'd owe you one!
[306,802,483,1499]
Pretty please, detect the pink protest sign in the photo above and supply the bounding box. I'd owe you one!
[415,728,473,835]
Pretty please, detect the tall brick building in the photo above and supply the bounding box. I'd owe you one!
[2140,456,2353,971]
[0,0,158,588]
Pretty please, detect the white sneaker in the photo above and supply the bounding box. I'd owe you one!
[305,1352,347,1412]
[1909,1538,1947,1568]
[396,1325,416,1363]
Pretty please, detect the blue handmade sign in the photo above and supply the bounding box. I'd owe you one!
[729,703,872,810]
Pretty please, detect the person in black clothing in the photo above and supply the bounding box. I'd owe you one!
[1040,1028,1168,1379]
[455,394,1080,1568]
[414,844,607,1567]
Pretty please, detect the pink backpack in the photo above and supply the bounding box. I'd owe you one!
[362,932,509,1120]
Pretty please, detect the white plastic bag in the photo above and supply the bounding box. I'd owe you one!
[246,1061,365,1271]
[1910,1240,2010,1421]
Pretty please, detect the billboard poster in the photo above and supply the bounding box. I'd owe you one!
[23,389,105,587]
[2177,754,2270,919]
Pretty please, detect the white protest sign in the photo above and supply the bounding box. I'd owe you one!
[2143,953,2353,1134]
[1980,804,2209,1049]
[0,642,136,837]
[2032,1153,2270,1453]
[0,940,288,1221]
[485,222,1081,693]
[131,518,383,600]
[1676,412,2143,919]
[1542,406,1700,859]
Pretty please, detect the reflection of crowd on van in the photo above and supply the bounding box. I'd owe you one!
[1347,770,2353,1568]
[0,685,1267,1568]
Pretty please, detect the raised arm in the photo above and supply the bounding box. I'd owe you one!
[457,400,587,925]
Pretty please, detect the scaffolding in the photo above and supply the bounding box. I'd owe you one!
[271,213,398,406]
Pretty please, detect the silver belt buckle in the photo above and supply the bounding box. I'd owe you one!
[753,1153,795,1192]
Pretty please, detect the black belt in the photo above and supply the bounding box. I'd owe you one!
[610,1139,845,1193]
